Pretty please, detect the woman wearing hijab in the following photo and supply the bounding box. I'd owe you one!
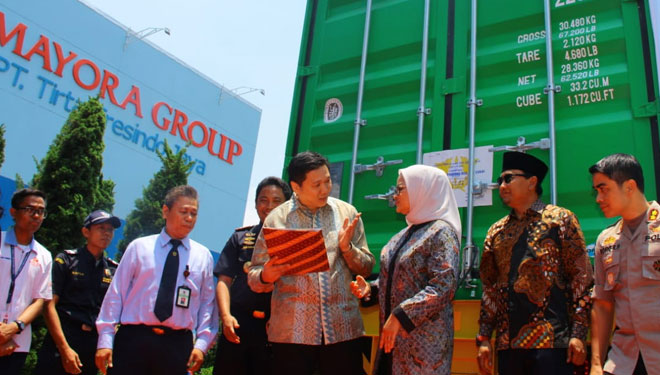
[352,165,461,375]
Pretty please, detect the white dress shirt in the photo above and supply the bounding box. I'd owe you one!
[96,229,217,352]
[0,228,52,352]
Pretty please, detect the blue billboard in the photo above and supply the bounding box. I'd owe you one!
[0,0,260,256]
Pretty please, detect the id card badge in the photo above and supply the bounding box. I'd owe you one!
[176,286,191,308]
[1,311,9,324]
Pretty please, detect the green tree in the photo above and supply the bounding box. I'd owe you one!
[15,173,25,189]
[117,140,193,257]
[31,97,115,254]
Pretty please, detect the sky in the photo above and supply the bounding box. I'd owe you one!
[81,0,307,225]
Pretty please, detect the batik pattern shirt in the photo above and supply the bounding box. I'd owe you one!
[377,219,459,375]
[478,200,593,350]
[248,195,374,345]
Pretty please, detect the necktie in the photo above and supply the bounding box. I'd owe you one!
[154,239,181,322]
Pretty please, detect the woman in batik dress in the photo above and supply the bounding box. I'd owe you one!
[352,164,461,375]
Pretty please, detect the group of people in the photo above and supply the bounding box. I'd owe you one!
[0,150,657,375]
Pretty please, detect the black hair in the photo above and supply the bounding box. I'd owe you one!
[255,177,292,202]
[11,188,47,209]
[164,185,198,208]
[534,178,543,196]
[287,151,330,186]
[589,153,644,193]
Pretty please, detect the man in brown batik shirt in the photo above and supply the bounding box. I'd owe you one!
[476,151,593,375]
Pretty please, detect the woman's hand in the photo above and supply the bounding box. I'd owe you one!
[379,314,407,353]
[350,275,371,299]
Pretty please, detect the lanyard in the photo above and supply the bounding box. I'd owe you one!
[6,245,32,304]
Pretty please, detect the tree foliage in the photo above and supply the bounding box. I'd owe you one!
[31,97,115,254]
[117,140,193,256]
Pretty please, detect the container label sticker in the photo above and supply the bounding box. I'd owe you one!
[423,146,494,207]
[324,98,343,123]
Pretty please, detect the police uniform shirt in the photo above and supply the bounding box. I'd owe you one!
[214,223,270,316]
[52,247,118,327]
[0,229,52,352]
[96,229,218,353]
[593,201,660,374]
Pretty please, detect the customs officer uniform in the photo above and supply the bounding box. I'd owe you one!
[35,247,118,375]
[213,223,272,375]
[592,201,660,375]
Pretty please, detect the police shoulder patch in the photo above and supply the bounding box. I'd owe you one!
[63,249,78,255]
[54,257,65,264]
[649,208,659,222]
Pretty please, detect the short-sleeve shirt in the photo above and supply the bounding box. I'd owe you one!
[52,247,118,327]
[592,201,660,374]
[0,229,52,352]
[214,223,270,315]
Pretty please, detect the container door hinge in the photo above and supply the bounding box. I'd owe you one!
[298,65,319,77]
[633,100,660,118]
[354,156,403,177]
[441,76,465,95]
[364,186,396,207]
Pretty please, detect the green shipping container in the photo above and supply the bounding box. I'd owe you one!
[285,0,659,373]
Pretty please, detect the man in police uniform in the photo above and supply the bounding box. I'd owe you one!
[590,153,659,375]
[213,176,291,375]
[35,210,121,375]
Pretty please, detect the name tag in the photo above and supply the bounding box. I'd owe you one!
[176,286,191,308]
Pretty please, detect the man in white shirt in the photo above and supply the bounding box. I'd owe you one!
[95,185,217,375]
[0,188,53,374]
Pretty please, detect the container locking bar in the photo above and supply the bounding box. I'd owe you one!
[354,156,403,177]
[364,186,396,207]
[488,136,550,153]
[472,181,500,197]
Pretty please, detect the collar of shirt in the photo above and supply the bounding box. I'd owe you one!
[79,246,105,268]
[508,199,546,221]
[157,229,191,252]
[4,227,37,254]
[291,193,324,218]
[612,200,660,235]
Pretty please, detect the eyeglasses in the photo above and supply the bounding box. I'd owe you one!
[497,173,530,186]
[17,206,47,218]
[394,185,407,195]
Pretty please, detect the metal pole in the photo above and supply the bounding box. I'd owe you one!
[463,0,479,282]
[543,0,558,204]
[348,0,372,204]
[416,0,431,164]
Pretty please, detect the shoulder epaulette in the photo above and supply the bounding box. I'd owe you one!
[105,257,119,266]
[234,225,254,232]
[63,249,78,255]
[606,219,621,229]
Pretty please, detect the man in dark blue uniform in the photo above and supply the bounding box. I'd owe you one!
[35,210,121,375]
[213,177,291,375]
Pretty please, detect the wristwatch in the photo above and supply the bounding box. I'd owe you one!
[475,334,490,347]
[14,320,25,334]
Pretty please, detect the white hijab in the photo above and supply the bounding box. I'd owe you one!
[399,165,462,239]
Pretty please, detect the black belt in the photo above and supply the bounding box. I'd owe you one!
[120,324,191,336]
[59,312,96,333]
[232,306,268,320]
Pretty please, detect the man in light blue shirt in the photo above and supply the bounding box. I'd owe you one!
[95,185,217,375]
